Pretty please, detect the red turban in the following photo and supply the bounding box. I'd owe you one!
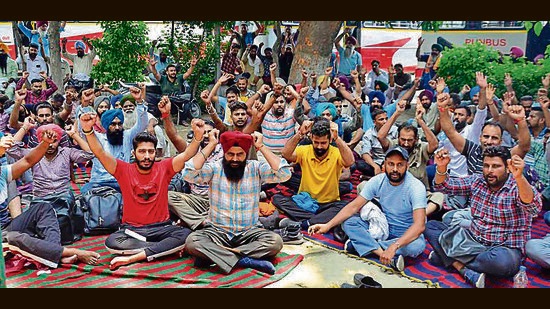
[36,124,63,144]
[219,131,253,154]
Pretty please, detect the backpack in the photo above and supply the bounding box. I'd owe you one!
[75,186,123,235]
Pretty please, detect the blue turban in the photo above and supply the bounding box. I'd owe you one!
[101,109,124,130]
[75,41,86,50]
[470,86,480,98]
[368,91,386,105]
[110,93,123,108]
[315,103,337,119]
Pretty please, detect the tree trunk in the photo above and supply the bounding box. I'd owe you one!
[11,21,26,71]
[272,21,282,68]
[288,21,342,85]
[47,21,63,94]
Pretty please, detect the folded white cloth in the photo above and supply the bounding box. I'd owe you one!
[359,201,389,241]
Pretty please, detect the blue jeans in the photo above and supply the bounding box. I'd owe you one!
[80,179,121,195]
[342,215,426,258]
[424,220,522,277]
[526,234,550,269]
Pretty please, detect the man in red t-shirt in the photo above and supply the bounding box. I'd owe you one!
[79,104,211,270]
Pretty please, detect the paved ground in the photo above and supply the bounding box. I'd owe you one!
[171,120,429,288]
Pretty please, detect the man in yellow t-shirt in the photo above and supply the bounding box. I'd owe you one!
[272,117,355,229]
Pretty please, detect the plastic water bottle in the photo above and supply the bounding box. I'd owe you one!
[513,266,528,288]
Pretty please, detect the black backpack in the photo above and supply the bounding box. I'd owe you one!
[75,186,123,235]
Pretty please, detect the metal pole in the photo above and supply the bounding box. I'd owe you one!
[215,25,221,114]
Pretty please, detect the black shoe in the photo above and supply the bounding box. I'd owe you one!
[333,224,348,243]
[340,282,358,288]
[353,273,382,288]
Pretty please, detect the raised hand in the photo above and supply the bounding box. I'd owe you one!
[428,79,437,89]
[418,37,425,46]
[324,67,333,76]
[507,105,526,121]
[434,148,451,168]
[502,92,514,114]
[436,92,451,110]
[388,65,395,75]
[269,63,277,72]
[219,72,234,84]
[129,86,142,102]
[507,154,525,180]
[396,100,407,113]
[79,112,97,133]
[475,71,487,88]
[436,77,446,93]
[539,96,550,109]
[350,70,359,80]
[299,120,313,135]
[191,118,205,141]
[310,72,317,81]
[258,84,271,95]
[0,135,15,151]
[23,116,37,130]
[504,73,513,87]
[301,69,308,79]
[158,96,171,115]
[22,71,29,79]
[41,129,58,144]
[81,88,95,106]
[330,121,339,141]
[251,131,264,149]
[461,84,471,95]
[486,83,496,102]
[415,99,425,122]
[208,128,219,144]
[15,89,27,102]
[190,56,198,67]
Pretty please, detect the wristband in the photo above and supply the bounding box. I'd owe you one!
[83,129,94,136]
[193,136,202,143]
[199,149,207,160]
[435,168,448,176]
[161,112,170,119]
[438,107,447,113]
[513,117,526,124]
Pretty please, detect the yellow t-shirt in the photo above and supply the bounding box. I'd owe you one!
[295,145,344,203]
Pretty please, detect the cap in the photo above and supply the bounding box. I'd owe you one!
[385,146,409,160]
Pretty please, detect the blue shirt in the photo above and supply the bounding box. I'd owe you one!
[89,104,148,183]
[360,104,396,131]
[336,46,362,75]
[18,23,65,58]
[0,165,13,229]
[359,172,427,238]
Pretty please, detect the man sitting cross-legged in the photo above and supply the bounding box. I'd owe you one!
[79,110,207,270]
[1,133,99,268]
[181,130,292,274]
[308,146,427,272]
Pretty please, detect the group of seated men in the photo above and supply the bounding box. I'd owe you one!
[1,43,550,288]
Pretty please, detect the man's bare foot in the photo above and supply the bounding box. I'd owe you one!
[61,254,78,264]
[76,250,100,265]
[110,256,132,270]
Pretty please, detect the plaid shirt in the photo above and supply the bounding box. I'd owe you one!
[524,139,549,187]
[221,53,240,75]
[15,77,58,105]
[434,174,542,253]
[181,158,291,238]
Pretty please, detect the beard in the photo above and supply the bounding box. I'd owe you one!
[454,120,467,132]
[344,46,352,58]
[106,129,124,146]
[137,157,155,171]
[370,104,382,114]
[386,170,406,184]
[484,172,508,189]
[29,52,37,60]
[314,147,329,158]
[422,103,431,110]
[123,110,137,130]
[77,51,85,58]
[273,107,285,117]
[222,157,247,182]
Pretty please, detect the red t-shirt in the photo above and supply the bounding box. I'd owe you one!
[114,158,176,227]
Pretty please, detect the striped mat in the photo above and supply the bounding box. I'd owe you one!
[6,235,303,288]
[304,213,550,288]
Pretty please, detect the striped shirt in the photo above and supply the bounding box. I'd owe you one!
[181,158,291,237]
[15,77,58,105]
[524,139,549,187]
[361,125,398,166]
[261,107,296,155]
[433,173,542,253]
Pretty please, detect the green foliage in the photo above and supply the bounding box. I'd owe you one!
[438,42,550,98]
[90,21,149,84]
[156,21,234,106]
